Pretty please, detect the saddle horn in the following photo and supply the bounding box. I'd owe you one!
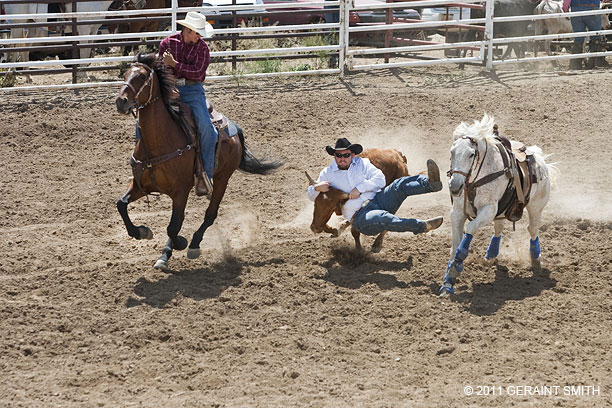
[304,171,316,185]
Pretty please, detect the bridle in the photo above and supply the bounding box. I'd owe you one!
[447,135,512,220]
[446,136,488,186]
[120,62,195,196]
[120,63,160,117]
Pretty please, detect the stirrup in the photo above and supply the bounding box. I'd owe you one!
[195,176,212,196]
[202,172,214,192]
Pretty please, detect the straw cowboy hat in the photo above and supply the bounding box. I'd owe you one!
[177,12,214,38]
[326,137,363,156]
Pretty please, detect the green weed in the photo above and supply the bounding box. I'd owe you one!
[0,70,16,88]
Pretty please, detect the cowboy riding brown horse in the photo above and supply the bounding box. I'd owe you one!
[115,53,282,271]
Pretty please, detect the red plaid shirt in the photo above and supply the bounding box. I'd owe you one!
[158,32,211,82]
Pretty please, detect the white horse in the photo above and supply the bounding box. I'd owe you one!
[2,2,49,64]
[534,0,572,58]
[64,0,146,60]
[440,114,558,296]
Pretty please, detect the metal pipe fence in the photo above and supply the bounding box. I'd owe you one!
[1,0,612,91]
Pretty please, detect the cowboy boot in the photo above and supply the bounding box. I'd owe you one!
[424,216,443,232]
[426,159,443,192]
[569,42,584,70]
[194,154,212,196]
[593,39,610,68]
[195,172,213,196]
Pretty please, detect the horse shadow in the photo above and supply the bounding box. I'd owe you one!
[125,256,285,308]
[125,258,243,308]
[451,264,558,316]
[319,247,429,290]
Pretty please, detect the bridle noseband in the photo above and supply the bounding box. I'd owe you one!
[447,136,486,183]
[120,63,160,117]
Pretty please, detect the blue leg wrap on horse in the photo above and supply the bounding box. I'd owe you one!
[440,281,455,295]
[485,234,502,260]
[454,233,473,262]
[529,236,541,260]
[440,234,473,295]
[445,258,463,280]
[440,262,458,295]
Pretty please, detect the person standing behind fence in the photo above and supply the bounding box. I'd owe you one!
[563,0,609,69]
[158,12,218,196]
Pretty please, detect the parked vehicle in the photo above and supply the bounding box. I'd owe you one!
[351,0,421,25]
[202,0,268,28]
[261,0,327,25]
[261,0,420,26]
[419,5,472,34]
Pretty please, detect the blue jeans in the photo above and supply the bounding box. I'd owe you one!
[352,175,436,236]
[177,83,218,177]
[571,12,602,44]
[134,83,218,177]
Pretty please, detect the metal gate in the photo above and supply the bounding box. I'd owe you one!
[1,0,612,91]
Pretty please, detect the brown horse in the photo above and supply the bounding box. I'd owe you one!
[115,53,282,270]
[306,148,410,253]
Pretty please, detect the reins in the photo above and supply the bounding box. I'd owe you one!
[123,62,194,196]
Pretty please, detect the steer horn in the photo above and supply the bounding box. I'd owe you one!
[304,171,316,186]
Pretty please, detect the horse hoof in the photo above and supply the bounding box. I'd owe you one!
[174,236,188,251]
[531,258,541,270]
[187,248,201,259]
[138,226,153,240]
[371,245,382,253]
[154,259,168,271]
[439,282,454,296]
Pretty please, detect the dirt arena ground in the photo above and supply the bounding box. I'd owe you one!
[1,64,612,407]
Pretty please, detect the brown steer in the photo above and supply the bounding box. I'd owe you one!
[307,148,410,253]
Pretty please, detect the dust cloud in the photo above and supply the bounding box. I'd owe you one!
[547,162,612,222]
[355,125,451,212]
[549,186,612,222]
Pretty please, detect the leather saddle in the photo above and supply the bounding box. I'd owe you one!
[494,131,538,222]
[177,100,238,145]
[176,100,239,180]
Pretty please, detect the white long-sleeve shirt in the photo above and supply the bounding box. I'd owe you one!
[307,156,386,221]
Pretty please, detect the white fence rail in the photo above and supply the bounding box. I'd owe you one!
[1,0,612,91]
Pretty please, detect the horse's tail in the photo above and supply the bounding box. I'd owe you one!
[529,145,560,188]
[236,125,284,175]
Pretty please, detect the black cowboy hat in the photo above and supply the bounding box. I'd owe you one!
[326,137,363,156]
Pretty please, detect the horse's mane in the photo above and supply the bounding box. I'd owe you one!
[136,53,185,124]
[452,114,499,145]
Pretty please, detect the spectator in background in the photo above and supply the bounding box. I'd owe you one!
[563,0,609,69]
